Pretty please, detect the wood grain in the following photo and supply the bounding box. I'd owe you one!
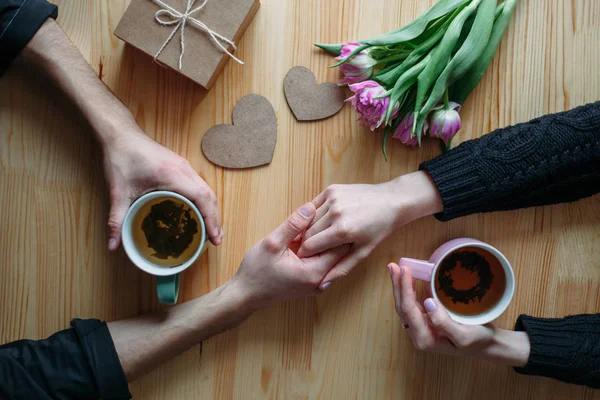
[1,0,599,399]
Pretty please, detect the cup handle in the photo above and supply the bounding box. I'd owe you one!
[156,274,180,305]
[399,258,435,282]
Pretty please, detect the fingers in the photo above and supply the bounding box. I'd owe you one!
[304,244,351,280]
[297,227,348,258]
[107,197,131,251]
[303,212,331,241]
[309,202,330,229]
[317,247,368,288]
[183,177,222,246]
[389,263,432,349]
[310,190,329,210]
[264,203,316,252]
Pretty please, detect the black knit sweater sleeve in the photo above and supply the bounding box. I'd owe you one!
[514,314,600,388]
[420,101,600,221]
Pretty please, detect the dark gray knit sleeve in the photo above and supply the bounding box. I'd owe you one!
[514,314,600,388]
[420,101,600,221]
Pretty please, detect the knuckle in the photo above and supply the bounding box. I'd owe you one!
[199,189,217,204]
[262,237,279,253]
[453,333,472,349]
[334,224,353,241]
[179,158,193,169]
[107,218,121,231]
[430,315,449,331]
[399,302,413,317]
[286,213,305,233]
[394,304,402,317]
[330,206,343,218]
[324,185,338,197]
[412,337,433,352]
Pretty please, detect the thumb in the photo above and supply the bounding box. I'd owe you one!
[267,203,315,251]
[107,197,130,251]
[424,298,467,344]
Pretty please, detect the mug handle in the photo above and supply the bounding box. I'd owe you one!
[156,274,180,305]
[399,258,435,282]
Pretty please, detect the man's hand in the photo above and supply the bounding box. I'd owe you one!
[232,203,350,308]
[298,171,444,288]
[17,19,222,251]
[103,129,222,250]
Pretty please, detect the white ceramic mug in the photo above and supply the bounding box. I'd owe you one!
[400,238,515,325]
[121,191,207,305]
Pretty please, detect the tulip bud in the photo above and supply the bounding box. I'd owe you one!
[337,42,377,85]
[428,101,462,146]
[392,112,429,148]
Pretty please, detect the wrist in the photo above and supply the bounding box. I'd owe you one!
[223,277,265,315]
[480,329,530,367]
[92,111,143,150]
[389,171,444,225]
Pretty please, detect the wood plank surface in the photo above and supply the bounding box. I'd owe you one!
[1,0,599,399]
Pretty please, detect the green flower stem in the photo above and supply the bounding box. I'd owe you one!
[412,0,483,144]
[451,0,519,104]
[375,10,458,87]
[366,0,472,46]
[414,0,495,139]
[384,53,432,124]
[444,88,450,109]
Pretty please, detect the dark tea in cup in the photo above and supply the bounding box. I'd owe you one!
[131,197,202,268]
[401,238,515,325]
[434,247,506,316]
[122,191,208,305]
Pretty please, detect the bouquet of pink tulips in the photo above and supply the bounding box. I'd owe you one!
[316,0,518,157]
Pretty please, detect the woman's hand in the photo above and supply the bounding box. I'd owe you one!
[102,129,222,251]
[388,262,530,366]
[297,171,443,288]
[233,203,350,308]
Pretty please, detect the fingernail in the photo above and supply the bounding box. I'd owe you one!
[321,282,331,290]
[213,227,220,237]
[299,204,313,217]
[109,238,116,249]
[424,298,437,313]
[387,264,393,277]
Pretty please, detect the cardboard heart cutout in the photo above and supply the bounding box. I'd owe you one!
[202,94,277,169]
[283,66,346,121]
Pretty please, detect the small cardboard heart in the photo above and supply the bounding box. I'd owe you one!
[201,94,277,169]
[283,66,346,121]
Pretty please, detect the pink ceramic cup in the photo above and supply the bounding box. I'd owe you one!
[400,238,515,325]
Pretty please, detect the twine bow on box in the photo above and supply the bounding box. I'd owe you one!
[152,0,244,69]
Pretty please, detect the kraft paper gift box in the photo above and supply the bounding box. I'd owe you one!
[114,0,260,89]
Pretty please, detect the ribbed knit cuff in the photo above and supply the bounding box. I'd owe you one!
[419,141,486,221]
[514,314,600,388]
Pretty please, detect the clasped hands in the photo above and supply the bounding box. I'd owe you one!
[103,128,526,366]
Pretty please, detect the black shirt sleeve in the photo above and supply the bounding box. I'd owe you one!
[0,0,58,77]
[420,101,600,221]
[514,314,600,388]
[0,318,132,400]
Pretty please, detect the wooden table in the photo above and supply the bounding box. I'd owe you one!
[1,0,599,398]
